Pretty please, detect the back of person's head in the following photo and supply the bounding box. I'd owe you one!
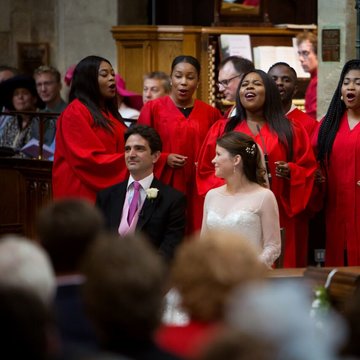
[219,56,255,75]
[82,232,166,346]
[33,65,61,83]
[0,285,55,360]
[296,31,317,55]
[217,131,267,186]
[0,234,55,304]
[144,71,171,94]
[226,281,345,360]
[124,124,162,153]
[37,198,105,274]
[171,55,201,76]
[171,230,266,322]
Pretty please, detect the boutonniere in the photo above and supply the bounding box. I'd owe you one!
[146,188,159,200]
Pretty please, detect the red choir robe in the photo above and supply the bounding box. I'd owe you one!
[286,106,320,266]
[323,113,360,266]
[53,99,128,202]
[196,118,317,267]
[138,95,221,233]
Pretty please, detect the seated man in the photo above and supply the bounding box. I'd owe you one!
[96,124,186,262]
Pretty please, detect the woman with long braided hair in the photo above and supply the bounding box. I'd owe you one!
[317,59,360,266]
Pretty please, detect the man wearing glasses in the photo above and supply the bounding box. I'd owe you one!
[296,31,318,120]
[217,56,254,117]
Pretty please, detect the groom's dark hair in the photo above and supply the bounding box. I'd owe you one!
[124,124,162,154]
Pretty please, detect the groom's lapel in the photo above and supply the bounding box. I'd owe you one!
[136,178,162,229]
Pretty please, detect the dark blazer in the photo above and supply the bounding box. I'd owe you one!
[96,177,186,261]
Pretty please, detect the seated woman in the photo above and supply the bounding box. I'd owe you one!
[0,75,43,155]
[201,131,281,268]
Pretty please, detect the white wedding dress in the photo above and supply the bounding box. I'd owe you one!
[202,185,281,268]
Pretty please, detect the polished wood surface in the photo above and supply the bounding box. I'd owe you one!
[112,25,308,107]
[0,157,52,239]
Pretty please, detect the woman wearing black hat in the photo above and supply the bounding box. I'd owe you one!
[0,75,43,154]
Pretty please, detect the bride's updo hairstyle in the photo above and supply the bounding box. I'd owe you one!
[217,131,266,187]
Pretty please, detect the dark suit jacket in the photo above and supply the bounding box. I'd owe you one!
[96,177,186,261]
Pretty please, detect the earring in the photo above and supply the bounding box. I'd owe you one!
[341,95,344,101]
[233,165,236,174]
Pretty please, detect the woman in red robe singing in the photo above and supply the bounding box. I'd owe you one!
[197,70,316,267]
[53,55,128,202]
[138,55,221,233]
[317,59,360,266]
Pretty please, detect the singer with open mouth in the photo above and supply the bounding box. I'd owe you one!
[197,69,317,268]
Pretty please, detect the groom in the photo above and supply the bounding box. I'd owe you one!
[96,124,186,261]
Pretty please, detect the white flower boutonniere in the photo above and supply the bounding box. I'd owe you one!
[146,188,159,200]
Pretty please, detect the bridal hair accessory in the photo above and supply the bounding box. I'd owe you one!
[146,188,159,200]
[245,144,256,156]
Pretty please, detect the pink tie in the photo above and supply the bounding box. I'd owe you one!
[127,181,141,225]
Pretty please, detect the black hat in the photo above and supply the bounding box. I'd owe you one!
[0,75,44,110]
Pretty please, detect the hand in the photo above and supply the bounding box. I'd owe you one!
[167,153,188,168]
[314,168,326,184]
[275,161,290,179]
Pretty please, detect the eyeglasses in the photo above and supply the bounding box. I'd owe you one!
[216,74,241,88]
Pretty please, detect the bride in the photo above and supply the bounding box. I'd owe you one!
[201,131,281,268]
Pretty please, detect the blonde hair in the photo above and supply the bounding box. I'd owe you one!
[171,230,266,322]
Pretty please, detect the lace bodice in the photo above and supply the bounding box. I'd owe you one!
[202,185,281,268]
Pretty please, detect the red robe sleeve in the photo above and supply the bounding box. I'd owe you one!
[279,121,317,217]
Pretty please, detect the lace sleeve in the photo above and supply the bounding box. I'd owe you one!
[259,190,281,268]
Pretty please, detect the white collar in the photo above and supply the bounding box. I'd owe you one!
[127,173,154,191]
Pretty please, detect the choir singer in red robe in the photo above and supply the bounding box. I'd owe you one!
[197,70,317,267]
[138,55,221,233]
[317,59,360,266]
[53,56,128,202]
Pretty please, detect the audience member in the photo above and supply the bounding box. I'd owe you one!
[296,31,318,119]
[317,59,360,266]
[96,124,186,262]
[143,71,171,104]
[197,69,317,267]
[52,55,128,202]
[115,74,143,126]
[32,65,67,147]
[217,56,254,117]
[138,55,221,233]
[37,198,105,350]
[156,230,266,359]
[0,65,18,137]
[0,285,58,360]
[0,234,55,305]
[201,131,281,268]
[226,281,345,360]
[82,231,180,360]
[0,75,44,154]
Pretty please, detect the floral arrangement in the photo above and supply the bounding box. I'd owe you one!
[146,188,159,200]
